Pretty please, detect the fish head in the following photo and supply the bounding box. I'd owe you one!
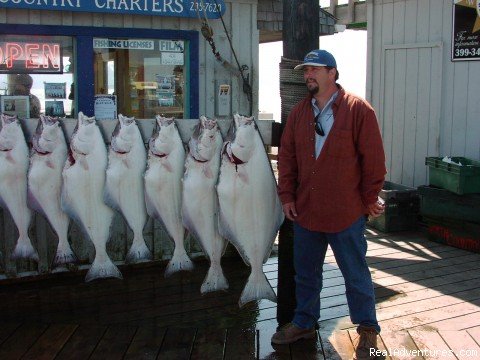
[227,113,256,163]
[111,114,136,154]
[75,112,96,141]
[32,115,62,154]
[188,115,219,161]
[0,114,21,151]
[70,112,96,155]
[149,115,176,156]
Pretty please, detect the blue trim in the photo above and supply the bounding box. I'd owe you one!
[0,24,199,118]
[0,1,226,19]
[76,36,95,117]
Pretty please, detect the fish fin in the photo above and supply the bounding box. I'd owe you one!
[11,238,39,262]
[6,153,16,164]
[85,257,123,282]
[145,192,159,219]
[79,157,89,170]
[162,159,173,172]
[238,167,249,183]
[122,158,130,169]
[218,211,235,243]
[164,249,194,277]
[125,237,152,264]
[238,269,277,307]
[103,188,120,212]
[202,164,214,179]
[201,263,229,294]
[46,160,55,169]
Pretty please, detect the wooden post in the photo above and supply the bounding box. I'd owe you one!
[329,0,338,17]
[277,0,319,327]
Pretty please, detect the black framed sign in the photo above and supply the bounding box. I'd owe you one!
[452,0,480,61]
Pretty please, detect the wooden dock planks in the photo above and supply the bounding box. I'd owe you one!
[0,230,479,359]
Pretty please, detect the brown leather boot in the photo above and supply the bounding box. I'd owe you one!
[271,323,316,345]
[353,325,383,360]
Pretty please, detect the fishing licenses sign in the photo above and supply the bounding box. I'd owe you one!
[0,0,226,19]
[452,0,480,61]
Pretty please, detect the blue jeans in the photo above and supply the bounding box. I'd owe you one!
[292,216,380,333]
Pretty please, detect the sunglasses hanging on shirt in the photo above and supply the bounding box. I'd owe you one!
[314,113,325,136]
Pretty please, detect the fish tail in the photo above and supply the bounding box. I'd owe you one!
[11,237,39,262]
[125,237,152,264]
[164,249,194,277]
[53,245,77,267]
[200,262,229,294]
[239,269,277,307]
[85,256,123,282]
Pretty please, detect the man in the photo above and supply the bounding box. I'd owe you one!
[272,49,386,360]
[12,74,41,118]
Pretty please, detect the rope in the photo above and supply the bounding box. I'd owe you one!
[195,0,253,114]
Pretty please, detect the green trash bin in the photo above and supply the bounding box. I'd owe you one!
[426,157,480,195]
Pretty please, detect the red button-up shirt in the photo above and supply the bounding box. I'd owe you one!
[278,85,386,233]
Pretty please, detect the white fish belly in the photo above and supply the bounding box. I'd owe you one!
[0,150,36,260]
[28,154,69,235]
[144,162,183,239]
[182,161,224,258]
[0,156,30,216]
[182,156,227,292]
[217,149,283,306]
[0,157,30,222]
[218,144,283,261]
[62,162,114,247]
[105,156,147,232]
[0,172,32,230]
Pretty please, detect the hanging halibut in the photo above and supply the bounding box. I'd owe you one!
[104,114,151,263]
[217,114,284,307]
[28,115,75,266]
[61,112,121,281]
[0,114,38,261]
[182,116,228,293]
[144,115,193,276]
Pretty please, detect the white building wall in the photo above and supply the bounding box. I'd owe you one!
[366,0,480,187]
[0,0,259,119]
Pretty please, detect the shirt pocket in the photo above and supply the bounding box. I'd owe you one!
[326,129,356,158]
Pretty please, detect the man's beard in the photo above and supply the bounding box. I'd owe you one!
[307,84,319,95]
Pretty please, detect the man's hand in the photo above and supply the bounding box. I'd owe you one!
[367,197,385,218]
[282,202,298,221]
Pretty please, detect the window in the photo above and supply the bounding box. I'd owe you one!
[0,35,75,118]
[93,38,188,119]
[0,24,199,119]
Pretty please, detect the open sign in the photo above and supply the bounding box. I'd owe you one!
[0,41,62,74]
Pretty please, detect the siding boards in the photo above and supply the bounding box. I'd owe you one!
[402,47,418,185]
[451,63,469,156]
[390,48,407,183]
[440,0,454,157]
[381,43,442,187]
[466,62,480,160]
[415,47,431,185]
[369,0,479,187]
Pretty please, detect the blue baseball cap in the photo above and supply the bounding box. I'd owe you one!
[294,49,337,70]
